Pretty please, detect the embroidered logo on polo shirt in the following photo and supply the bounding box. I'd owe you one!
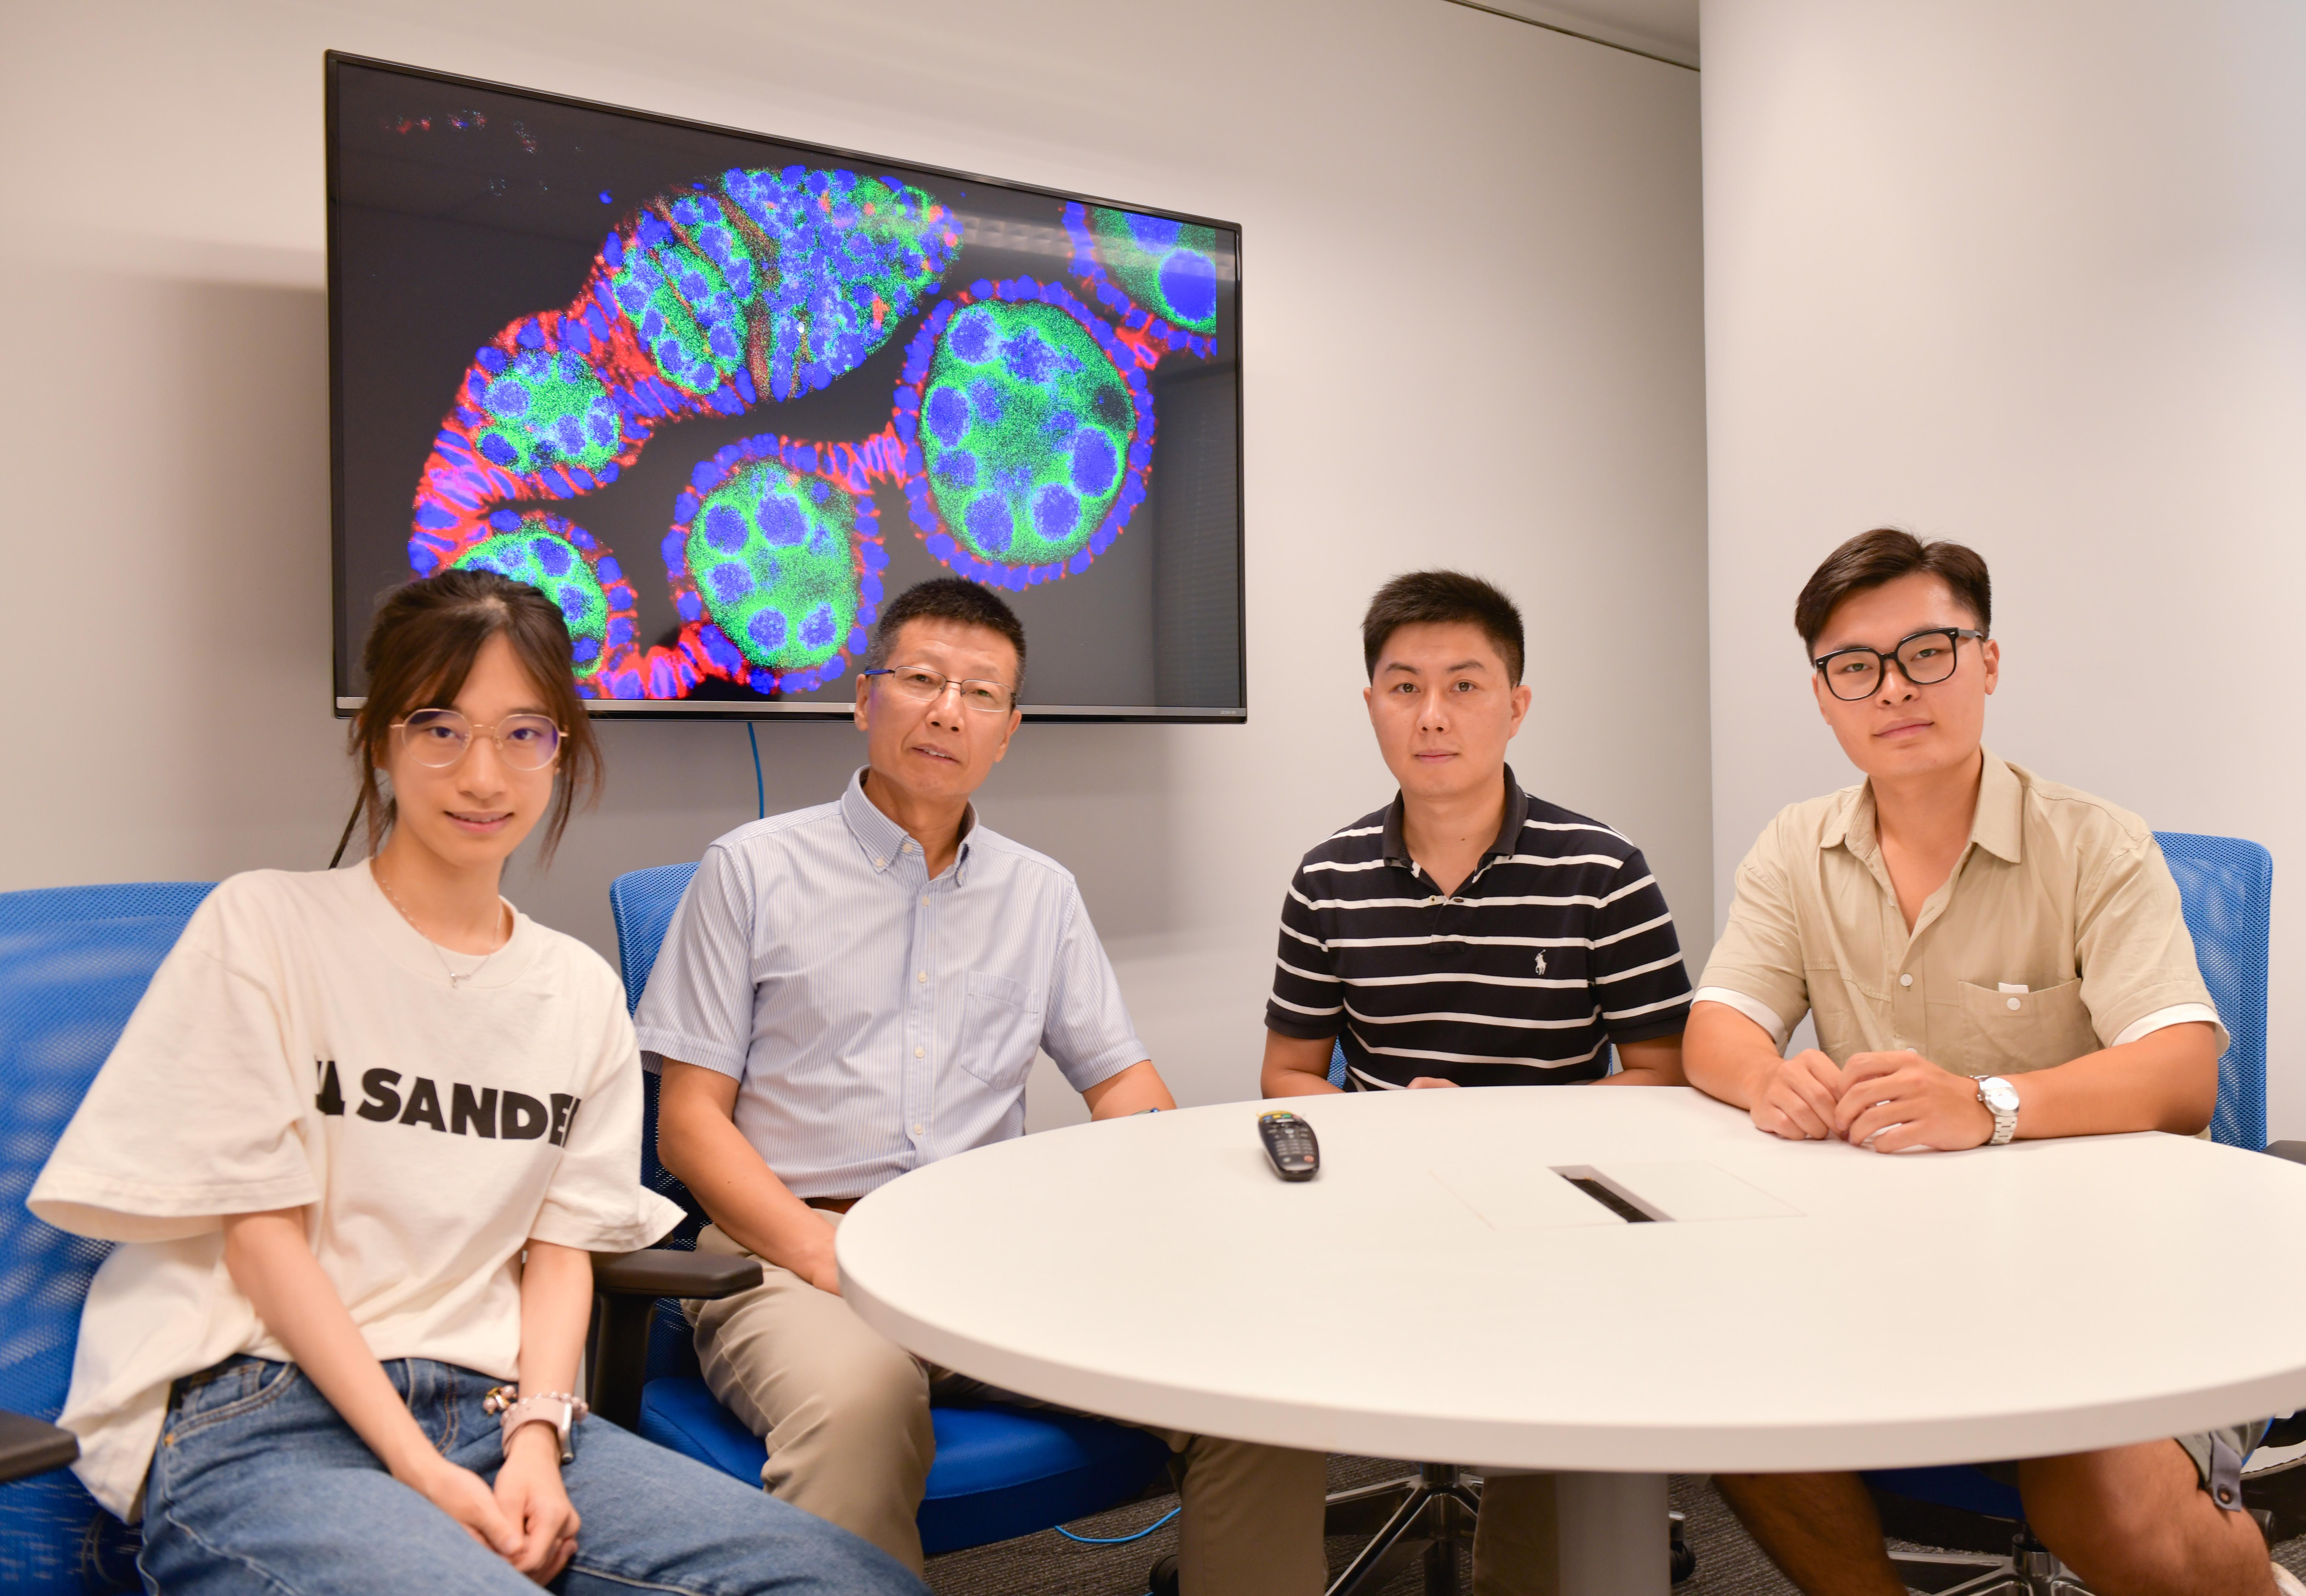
[314,1059,579,1146]
[1534,953,1548,976]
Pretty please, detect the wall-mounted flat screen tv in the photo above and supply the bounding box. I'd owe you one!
[327,53,1243,720]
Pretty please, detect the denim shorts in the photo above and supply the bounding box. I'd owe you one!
[138,1354,922,1596]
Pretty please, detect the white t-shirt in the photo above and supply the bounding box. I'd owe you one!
[28,863,683,1519]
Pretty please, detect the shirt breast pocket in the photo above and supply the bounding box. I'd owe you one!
[1956,978,2097,1074]
[958,969,1044,1091]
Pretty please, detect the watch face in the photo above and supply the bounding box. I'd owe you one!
[1981,1077,2021,1114]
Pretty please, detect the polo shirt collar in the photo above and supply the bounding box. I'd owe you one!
[1824,747,2023,866]
[841,768,977,880]
[1381,767,1530,870]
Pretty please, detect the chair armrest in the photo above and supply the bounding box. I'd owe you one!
[0,1410,80,1485]
[587,1249,761,1430]
[591,1248,761,1300]
[2266,1142,2306,1167]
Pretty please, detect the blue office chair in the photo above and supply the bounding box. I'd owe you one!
[1868,831,2275,1595]
[607,864,1173,1559]
[0,883,216,1595]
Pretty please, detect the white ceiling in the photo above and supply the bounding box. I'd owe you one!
[1440,0,1699,68]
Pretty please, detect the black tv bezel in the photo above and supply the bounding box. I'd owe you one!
[325,50,1247,725]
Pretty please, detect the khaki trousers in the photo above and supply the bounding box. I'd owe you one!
[689,1219,1330,1592]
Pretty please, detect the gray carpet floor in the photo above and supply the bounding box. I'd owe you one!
[922,1457,2306,1596]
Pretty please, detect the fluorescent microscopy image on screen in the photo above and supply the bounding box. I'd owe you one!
[662,434,886,697]
[450,511,632,687]
[895,283,1153,586]
[332,55,1241,714]
[1062,203,1220,360]
[406,163,955,696]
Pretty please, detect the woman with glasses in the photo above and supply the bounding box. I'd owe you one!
[30,570,920,1596]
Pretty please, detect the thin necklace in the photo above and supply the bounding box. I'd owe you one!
[373,864,509,988]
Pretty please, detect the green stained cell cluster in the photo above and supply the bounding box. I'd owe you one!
[475,350,624,475]
[1087,207,1220,336]
[453,525,609,671]
[719,167,961,402]
[609,195,759,399]
[920,302,1134,567]
[687,466,858,672]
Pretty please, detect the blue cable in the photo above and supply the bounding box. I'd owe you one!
[1054,1505,1179,1545]
[746,723,764,819]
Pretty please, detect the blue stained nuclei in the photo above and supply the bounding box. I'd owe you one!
[967,378,1004,427]
[1034,484,1080,543]
[758,497,806,546]
[533,538,572,576]
[1127,213,1182,251]
[708,563,754,605]
[927,386,970,446]
[966,496,1014,555]
[747,609,788,652]
[705,504,748,553]
[1070,431,1118,495]
[1161,250,1217,325]
[801,604,837,650]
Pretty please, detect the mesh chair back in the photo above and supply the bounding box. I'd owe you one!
[608,863,702,1020]
[2155,832,2272,1150]
[608,864,707,1248]
[0,881,215,1594]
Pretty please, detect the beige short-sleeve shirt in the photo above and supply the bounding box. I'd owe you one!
[1697,751,2224,1074]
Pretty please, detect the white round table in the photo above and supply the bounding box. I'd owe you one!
[837,1086,2306,1593]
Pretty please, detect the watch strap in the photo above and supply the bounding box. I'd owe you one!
[484,1386,588,1464]
[1974,1076,2019,1146]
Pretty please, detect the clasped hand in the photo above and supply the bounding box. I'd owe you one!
[404,1423,578,1585]
[1748,1048,1994,1153]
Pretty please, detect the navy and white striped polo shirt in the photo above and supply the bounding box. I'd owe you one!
[1265,769,1694,1088]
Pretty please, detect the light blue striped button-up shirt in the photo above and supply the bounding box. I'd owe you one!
[635,770,1148,1198]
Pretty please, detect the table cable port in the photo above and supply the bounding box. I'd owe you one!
[1552,1167,1663,1224]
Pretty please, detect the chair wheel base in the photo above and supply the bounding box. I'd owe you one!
[1148,1552,1179,1596]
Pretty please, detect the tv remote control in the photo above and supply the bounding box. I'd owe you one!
[1258,1111,1320,1181]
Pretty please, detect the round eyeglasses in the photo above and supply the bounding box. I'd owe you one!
[862,665,1017,714]
[392,709,564,770]
[1812,627,1987,702]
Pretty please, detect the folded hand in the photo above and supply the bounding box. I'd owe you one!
[1834,1051,1994,1153]
[1745,1048,1844,1140]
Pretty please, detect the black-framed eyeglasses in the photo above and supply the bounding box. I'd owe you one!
[862,664,1017,714]
[1812,628,1987,701]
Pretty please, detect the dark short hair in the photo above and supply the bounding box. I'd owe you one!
[1794,528,1993,652]
[343,568,603,865]
[864,577,1028,691]
[1361,570,1526,685]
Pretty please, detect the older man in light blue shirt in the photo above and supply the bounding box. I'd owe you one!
[640,578,1327,1594]
[642,771,1148,1193]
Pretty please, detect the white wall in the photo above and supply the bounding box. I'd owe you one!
[0,0,1709,1120]
[1700,1,2306,1126]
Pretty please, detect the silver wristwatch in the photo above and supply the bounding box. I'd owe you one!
[483,1386,589,1464]
[1974,1075,2020,1146]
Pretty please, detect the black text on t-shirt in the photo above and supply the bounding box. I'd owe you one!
[313,1059,580,1147]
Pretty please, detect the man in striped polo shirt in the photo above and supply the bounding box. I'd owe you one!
[1258,569,1695,1596]
[1262,570,1694,1098]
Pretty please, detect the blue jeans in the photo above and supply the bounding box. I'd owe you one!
[138,1356,924,1596]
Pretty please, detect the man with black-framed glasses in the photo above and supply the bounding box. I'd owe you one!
[637,577,1327,1592]
[1684,528,2270,1595]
